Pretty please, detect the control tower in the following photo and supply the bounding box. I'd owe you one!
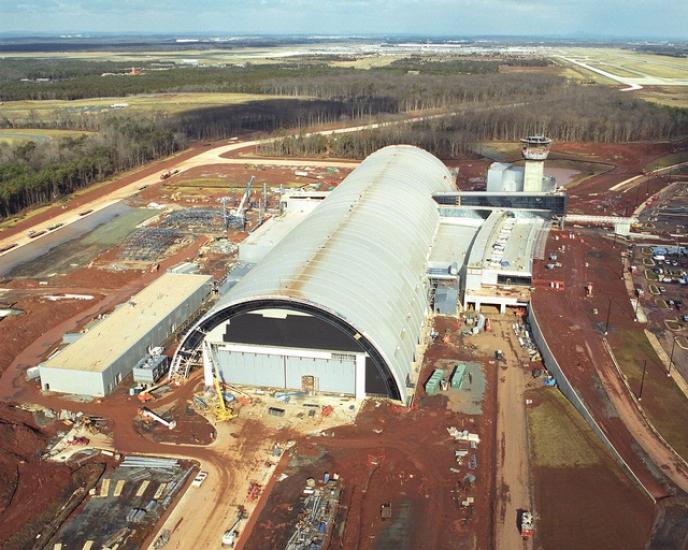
[521,135,552,192]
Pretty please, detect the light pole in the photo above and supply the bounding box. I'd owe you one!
[668,336,677,377]
[638,359,647,401]
[604,298,612,336]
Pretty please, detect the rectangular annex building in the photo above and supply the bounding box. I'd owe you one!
[39,272,212,397]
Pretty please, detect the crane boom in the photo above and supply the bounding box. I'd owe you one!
[235,176,255,217]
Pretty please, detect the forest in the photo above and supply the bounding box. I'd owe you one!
[0,56,541,102]
[258,84,688,158]
[0,120,181,218]
[1,55,687,219]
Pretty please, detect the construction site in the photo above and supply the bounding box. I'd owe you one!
[1,122,688,550]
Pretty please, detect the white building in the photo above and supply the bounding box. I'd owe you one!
[40,273,212,397]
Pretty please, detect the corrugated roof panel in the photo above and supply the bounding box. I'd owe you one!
[206,145,454,398]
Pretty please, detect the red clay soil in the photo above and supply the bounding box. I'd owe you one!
[245,324,497,550]
[455,159,492,191]
[175,162,351,192]
[0,142,214,241]
[561,142,681,216]
[0,294,104,376]
[0,236,210,400]
[135,402,216,446]
[0,402,73,546]
[526,391,654,550]
[531,228,683,497]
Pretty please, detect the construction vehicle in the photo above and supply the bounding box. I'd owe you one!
[136,378,169,403]
[209,345,237,422]
[519,510,535,538]
[140,407,176,430]
[226,176,255,230]
[222,506,247,547]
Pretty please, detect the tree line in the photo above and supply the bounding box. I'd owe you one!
[258,85,688,159]
[2,57,687,220]
[0,56,549,103]
[0,120,182,218]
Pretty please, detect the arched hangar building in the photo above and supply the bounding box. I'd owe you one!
[172,143,564,404]
[173,146,455,403]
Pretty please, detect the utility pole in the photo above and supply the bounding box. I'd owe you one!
[669,337,677,377]
[638,359,647,401]
[604,298,612,336]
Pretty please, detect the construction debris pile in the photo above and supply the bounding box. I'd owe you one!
[447,426,480,509]
[285,474,342,550]
[512,322,542,362]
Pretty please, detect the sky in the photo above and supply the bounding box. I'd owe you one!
[1,0,687,39]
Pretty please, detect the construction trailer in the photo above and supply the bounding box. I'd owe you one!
[39,273,212,397]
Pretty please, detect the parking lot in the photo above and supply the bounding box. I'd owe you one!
[631,245,688,380]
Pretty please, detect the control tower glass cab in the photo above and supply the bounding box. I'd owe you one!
[520,135,552,192]
[520,135,552,160]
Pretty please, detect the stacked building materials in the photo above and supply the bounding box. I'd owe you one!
[425,369,445,395]
[451,363,467,390]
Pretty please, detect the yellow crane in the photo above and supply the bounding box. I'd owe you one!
[209,345,237,422]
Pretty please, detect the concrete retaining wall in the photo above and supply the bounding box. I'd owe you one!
[528,305,655,501]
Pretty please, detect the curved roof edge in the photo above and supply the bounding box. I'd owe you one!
[175,145,454,402]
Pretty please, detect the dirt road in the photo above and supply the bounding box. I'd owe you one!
[494,321,533,550]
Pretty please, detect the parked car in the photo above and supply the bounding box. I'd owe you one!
[659,286,667,293]
[192,471,208,487]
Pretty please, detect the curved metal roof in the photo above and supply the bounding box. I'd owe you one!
[204,145,454,400]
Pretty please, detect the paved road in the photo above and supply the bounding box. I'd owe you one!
[0,100,529,256]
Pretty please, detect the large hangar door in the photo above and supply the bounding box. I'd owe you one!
[284,354,356,395]
[216,349,284,388]
[215,345,358,395]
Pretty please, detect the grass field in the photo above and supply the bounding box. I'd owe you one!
[529,390,605,468]
[328,55,403,69]
[558,47,688,80]
[612,329,688,461]
[9,207,157,277]
[0,128,92,144]
[528,389,654,550]
[0,92,287,121]
[644,151,688,172]
[0,44,358,66]
[637,87,688,109]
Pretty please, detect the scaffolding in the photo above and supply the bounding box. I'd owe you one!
[160,208,224,233]
[119,228,183,262]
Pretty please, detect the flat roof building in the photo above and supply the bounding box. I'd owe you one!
[40,272,212,397]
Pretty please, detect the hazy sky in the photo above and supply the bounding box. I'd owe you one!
[1,0,686,39]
